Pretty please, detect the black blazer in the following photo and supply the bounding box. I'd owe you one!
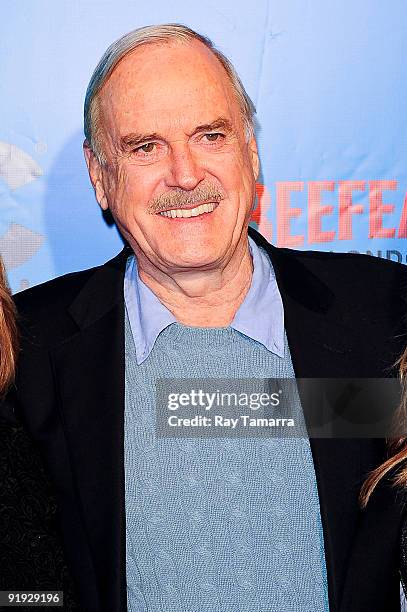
[11,226,407,612]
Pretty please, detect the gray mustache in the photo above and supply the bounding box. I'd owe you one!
[149,185,225,213]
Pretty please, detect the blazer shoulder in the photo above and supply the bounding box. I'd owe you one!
[14,267,99,321]
[13,247,129,341]
[251,226,407,315]
[279,244,407,267]
[277,246,407,287]
[250,226,407,282]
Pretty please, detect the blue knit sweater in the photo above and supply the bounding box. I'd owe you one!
[124,310,329,612]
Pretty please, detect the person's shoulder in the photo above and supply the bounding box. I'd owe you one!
[13,247,129,333]
[14,267,97,314]
[250,226,407,278]
[289,247,407,284]
[13,267,100,349]
[287,246,404,268]
[277,247,407,310]
[251,227,407,309]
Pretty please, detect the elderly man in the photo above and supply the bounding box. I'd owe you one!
[13,24,407,612]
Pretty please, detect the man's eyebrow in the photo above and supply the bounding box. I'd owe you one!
[119,133,161,152]
[119,133,160,152]
[192,117,234,134]
[119,118,234,152]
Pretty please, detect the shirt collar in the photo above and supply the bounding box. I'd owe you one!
[124,235,284,364]
[231,236,285,358]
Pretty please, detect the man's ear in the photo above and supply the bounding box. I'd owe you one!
[83,140,109,211]
[248,135,260,181]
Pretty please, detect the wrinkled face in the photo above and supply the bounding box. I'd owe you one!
[85,39,259,272]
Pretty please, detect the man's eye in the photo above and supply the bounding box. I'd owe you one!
[135,142,156,154]
[204,133,224,142]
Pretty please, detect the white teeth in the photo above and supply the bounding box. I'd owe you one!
[159,202,216,218]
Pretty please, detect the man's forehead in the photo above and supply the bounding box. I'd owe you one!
[99,40,239,126]
[104,39,228,86]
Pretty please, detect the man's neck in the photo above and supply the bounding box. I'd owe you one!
[134,238,254,327]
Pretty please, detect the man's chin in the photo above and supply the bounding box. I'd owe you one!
[159,247,226,271]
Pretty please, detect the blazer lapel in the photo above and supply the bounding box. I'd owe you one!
[51,247,130,612]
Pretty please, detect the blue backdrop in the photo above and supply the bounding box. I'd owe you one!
[1,0,406,293]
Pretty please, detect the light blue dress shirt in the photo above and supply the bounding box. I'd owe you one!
[124,235,285,363]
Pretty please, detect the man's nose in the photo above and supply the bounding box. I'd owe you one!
[165,143,205,190]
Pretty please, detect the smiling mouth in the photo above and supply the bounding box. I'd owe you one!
[157,202,219,218]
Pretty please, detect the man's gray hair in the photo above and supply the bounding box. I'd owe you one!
[84,23,256,164]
